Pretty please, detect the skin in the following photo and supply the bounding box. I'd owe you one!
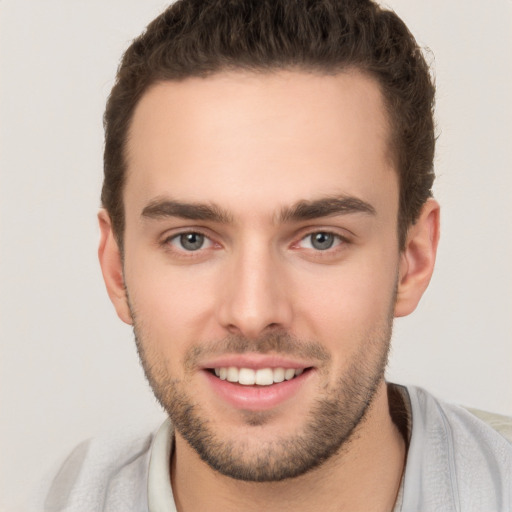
[98,70,440,511]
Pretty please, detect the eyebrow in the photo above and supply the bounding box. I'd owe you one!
[278,196,376,222]
[142,198,233,223]
[141,195,376,224]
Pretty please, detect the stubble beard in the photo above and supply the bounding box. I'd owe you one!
[131,308,394,483]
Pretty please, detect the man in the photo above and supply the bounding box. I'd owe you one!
[39,0,511,511]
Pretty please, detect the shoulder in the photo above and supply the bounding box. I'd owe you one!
[404,386,512,511]
[463,407,512,443]
[409,386,512,450]
[32,425,158,512]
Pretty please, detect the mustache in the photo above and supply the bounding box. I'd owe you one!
[185,331,331,369]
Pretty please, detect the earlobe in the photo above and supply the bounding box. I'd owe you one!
[97,210,133,325]
[394,199,440,317]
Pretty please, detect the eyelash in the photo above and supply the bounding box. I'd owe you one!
[295,231,347,251]
[161,230,217,256]
[160,229,351,261]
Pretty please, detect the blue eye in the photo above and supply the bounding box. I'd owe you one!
[180,233,204,251]
[310,232,335,250]
[170,232,211,251]
[300,232,341,251]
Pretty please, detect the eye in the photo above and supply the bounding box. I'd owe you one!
[299,232,342,251]
[168,232,213,251]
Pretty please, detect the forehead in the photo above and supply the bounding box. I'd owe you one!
[124,70,397,219]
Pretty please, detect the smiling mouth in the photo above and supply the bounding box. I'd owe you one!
[207,367,312,386]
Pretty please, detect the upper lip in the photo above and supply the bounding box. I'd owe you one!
[200,353,313,370]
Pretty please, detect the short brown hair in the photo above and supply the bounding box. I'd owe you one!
[102,0,435,249]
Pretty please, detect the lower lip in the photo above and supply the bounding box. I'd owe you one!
[203,370,313,411]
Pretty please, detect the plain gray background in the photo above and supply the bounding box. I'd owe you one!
[1,1,511,510]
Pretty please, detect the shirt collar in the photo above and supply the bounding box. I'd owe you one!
[147,418,177,512]
[147,384,412,512]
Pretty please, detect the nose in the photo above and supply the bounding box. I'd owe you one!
[216,242,293,339]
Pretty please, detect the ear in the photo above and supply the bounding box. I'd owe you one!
[97,210,133,325]
[394,199,440,317]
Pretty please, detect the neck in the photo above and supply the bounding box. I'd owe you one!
[171,381,406,512]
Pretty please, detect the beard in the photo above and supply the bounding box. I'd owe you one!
[131,305,393,482]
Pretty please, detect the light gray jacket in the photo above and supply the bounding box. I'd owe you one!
[34,386,512,512]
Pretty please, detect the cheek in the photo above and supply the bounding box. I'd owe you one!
[124,254,221,356]
[291,251,398,343]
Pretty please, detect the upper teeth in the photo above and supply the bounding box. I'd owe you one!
[214,367,304,386]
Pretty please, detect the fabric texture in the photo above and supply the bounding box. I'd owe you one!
[400,387,511,511]
[33,385,512,512]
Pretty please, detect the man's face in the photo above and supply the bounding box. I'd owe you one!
[120,70,402,480]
